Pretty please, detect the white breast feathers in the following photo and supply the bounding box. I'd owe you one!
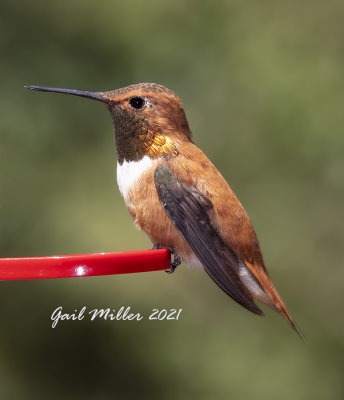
[116,156,154,199]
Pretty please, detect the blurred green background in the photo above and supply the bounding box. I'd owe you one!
[1,0,343,399]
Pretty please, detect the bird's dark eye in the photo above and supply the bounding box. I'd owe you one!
[129,96,145,109]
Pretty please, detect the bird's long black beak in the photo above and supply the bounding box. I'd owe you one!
[24,85,110,104]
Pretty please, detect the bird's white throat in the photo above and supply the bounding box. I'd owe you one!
[117,156,154,199]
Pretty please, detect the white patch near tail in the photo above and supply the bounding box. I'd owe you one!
[239,262,275,308]
[117,156,154,199]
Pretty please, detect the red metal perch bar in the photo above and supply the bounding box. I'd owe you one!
[0,249,171,280]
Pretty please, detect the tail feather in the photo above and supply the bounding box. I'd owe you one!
[245,261,303,339]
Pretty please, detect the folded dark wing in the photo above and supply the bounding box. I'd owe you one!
[154,164,262,315]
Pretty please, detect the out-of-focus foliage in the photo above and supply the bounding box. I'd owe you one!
[0,0,343,399]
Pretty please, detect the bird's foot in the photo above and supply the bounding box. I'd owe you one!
[152,243,164,251]
[152,244,181,274]
[166,248,181,274]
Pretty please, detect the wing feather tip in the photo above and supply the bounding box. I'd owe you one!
[250,303,264,316]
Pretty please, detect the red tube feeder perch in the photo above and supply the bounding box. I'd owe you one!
[0,249,171,281]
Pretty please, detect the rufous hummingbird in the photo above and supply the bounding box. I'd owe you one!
[25,83,301,336]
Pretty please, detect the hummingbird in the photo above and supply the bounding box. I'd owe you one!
[25,82,301,336]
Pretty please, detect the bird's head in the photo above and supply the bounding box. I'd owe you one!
[25,83,192,163]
